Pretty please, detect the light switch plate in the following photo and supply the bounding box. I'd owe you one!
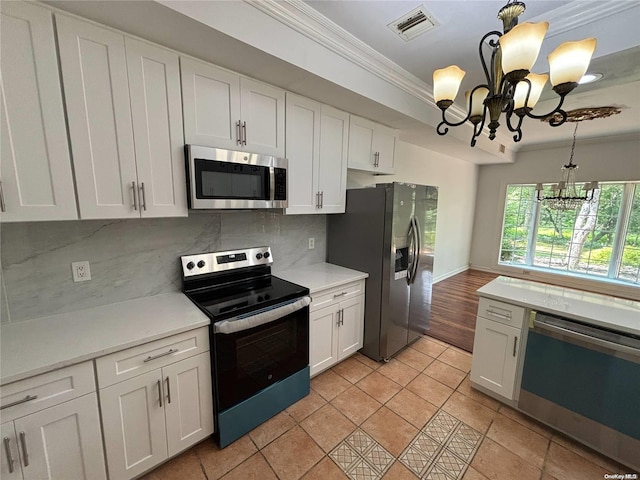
[308,237,315,249]
[72,261,91,282]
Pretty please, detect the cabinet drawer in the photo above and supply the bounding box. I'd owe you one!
[310,280,365,312]
[477,297,526,328]
[96,327,209,388]
[0,361,95,422]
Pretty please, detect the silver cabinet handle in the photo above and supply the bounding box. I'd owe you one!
[139,182,147,211]
[486,309,511,320]
[320,191,324,209]
[236,121,242,145]
[143,348,178,363]
[3,437,14,473]
[242,121,247,145]
[513,336,518,357]
[165,377,171,404]
[0,181,6,212]
[1,394,38,410]
[132,181,138,210]
[336,309,341,327]
[19,432,28,467]
[316,191,320,209]
[157,379,163,407]
[340,308,344,326]
[333,291,347,298]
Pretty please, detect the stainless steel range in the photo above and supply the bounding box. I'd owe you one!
[181,246,310,447]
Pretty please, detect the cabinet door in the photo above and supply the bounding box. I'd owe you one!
[285,93,320,215]
[240,78,285,157]
[163,353,214,457]
[1,422,21,480]
[56,15,138,219]
[125,38,187,218]
[0,2,77,222]
[181,57,240,149]
[347,116,375,172]
[14,393,106,480]
[318,106,348,214]
[100,370,168,480]
[310,306,339,377]
[337,296,364,360]
[372,124,396,174]
[470,316,519,400]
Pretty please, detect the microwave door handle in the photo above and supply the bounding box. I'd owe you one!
[269,168,276,201]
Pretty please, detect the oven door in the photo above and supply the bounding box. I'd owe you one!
[213,297,310,411]
[187,145,287,209]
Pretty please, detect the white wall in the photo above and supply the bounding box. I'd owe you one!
[348,141,478,283]
[470,134,640,299]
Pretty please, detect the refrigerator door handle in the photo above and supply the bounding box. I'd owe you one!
[410,216,421,284]
[407,219,415,284]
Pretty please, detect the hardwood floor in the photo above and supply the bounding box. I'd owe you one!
[427,269,499,353]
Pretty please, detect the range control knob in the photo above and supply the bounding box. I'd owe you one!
[256,253,263,260]
[197,260,206,268]
[263,251,270,259]
[186,261,195,270]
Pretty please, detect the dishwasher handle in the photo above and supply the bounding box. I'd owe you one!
[533,318,640,360]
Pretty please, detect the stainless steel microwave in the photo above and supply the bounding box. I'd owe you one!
[186,145,287,209]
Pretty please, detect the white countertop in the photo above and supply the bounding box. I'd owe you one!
[277,263,368,293]
[477,276,640,336]
[0,293,209,385]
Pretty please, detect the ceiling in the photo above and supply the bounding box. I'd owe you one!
[304,0,640,150]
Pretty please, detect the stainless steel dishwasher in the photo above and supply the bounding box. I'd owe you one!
[519,311,640,471]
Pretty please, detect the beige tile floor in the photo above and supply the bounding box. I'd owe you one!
[141,336,634,480]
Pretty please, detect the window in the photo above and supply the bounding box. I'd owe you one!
[499,182,640,285]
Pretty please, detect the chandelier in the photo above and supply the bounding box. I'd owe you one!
[535,122,597,211]
[432,0,597,147]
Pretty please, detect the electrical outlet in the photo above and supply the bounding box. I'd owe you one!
[308,237,315,250]
[72,261,91,282]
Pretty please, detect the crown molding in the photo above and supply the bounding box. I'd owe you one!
[529,1,639,39]
[246,0,470,123]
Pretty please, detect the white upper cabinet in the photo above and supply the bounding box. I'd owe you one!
[318,105,349,213]
[285,93,320,214]
[181,58,240,150]
[285,93,348,215]
[0,2,77,222]
[56,15,186,220]
[181,58,285,157]
[125,37,187,218]
[239,78,285,157]
[347,115,397,174]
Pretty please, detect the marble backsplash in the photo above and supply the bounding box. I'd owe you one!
[0,211,326,323]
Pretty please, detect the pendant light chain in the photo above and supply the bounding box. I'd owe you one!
[567,122,579,167]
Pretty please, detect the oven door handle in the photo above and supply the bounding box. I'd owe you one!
[214,296,311,334]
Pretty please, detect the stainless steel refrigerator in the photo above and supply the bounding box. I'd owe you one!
[327,182,438,361]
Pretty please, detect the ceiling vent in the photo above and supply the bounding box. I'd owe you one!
[388,5,439,42]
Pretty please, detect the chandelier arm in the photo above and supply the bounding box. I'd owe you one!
[436,83,492,138]
[505,111,524,142]
[478,31,502,87]
[470,104,489,147]
[524,94,568,126]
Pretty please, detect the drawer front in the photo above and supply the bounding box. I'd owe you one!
[0,361,95,422]
[96,327,209,388]
[310,280,365,312]
[477,297,526,328]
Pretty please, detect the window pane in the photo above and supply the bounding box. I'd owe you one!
[499,185,535,265]
[618,185,640,283]
[534,184,622,276]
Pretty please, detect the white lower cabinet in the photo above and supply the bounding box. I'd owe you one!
[309,280,365,377]
[0,363,106,480]
[470,297,526,401]
[99,350,213,480]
